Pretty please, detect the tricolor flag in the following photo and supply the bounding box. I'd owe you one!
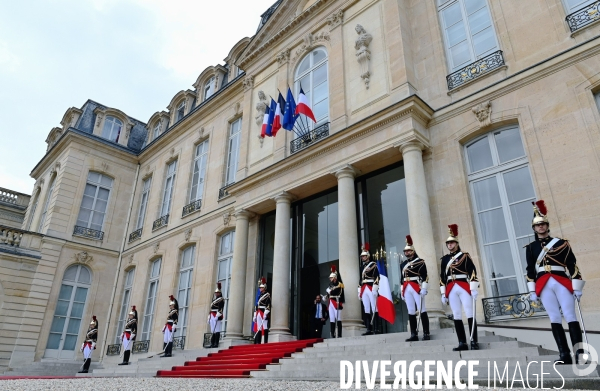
[260,105,270,138]
[272,92,285,136]
[376,259,396,324]
[282,87,298,131]
[265,99,277,137]
[251,286,261,332]
[295,87,316,123]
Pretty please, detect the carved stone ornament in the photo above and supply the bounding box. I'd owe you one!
[95,113,104,128]
[101,162,109,173]
[294,31,330,62]
[242,75,254,91]
[50,162,61,176]
[153,242,160,254]
[257,134,265,147]
[184,228,192,242]
[472,100,492,128]
[234,102,241,115]
[326,10,344,30]
[276,48,291,66]
[74,251,93,265]
[223,212,232,226]
[128,254,134,264]
[199,127,205,138]
[355,24,373,89]
[255,91,269,126]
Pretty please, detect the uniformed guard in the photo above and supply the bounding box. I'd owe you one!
[119,306,137,365]
[400,235,430,341]
[358,246,380,335]
[326,265,344,338]
[161,295,178,357]
[78,315,98,373]
[525,200,585,364]
[439,224,480,351]
[208,283,224,348]
[253,277,271,344]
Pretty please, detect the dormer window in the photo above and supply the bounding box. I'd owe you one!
[153,122,161,140]
[102,116,123,142]
[204,77,215,100]
[176,101,185,122]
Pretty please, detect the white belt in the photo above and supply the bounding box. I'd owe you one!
[447,274,468,281]
[167,320,174,323]
[362,279,374,283]
[258,306,267,309]
[536,265,566,273]
[125,329,132,332]
[405,277,420,281]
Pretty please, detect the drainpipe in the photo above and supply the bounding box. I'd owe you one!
[99,163,140,362]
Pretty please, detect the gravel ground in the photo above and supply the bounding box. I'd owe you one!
[0,378,591,391]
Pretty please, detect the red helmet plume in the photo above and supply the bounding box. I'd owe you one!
[131,306,136,311]
[405,235,413,246]
[535,200,547,216]
[364,243,370,251]
[331,265,336,273]
[448,224,458,237]
[169,295,175,301]
[92,316,96,321]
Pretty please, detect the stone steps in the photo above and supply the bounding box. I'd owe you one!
[1,360,103,377]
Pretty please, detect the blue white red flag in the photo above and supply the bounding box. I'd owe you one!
[251,287,261,332]
[265,99,277,137]
[260,105,270,138]
[295,88,316,123]
[272,92,285,136]
[376,259,396,324]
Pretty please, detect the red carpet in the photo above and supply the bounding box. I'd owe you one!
[156,338,322,378]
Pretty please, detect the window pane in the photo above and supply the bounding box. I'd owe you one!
[218,260,228,280]
[484,241,516,278]
[447,22,468,47]
[503,167,535,203]
[478,208,509,243]
[313,82,328,103]
[100,175,113,188]
[450,41,471,68]
[88,172,100,183]
[80,195,94,210]
[297,56,310,76]
[94,200,107,214]
[313,49,326,64]
[313,64,327,86]
[298,74,310,93]
[62,268,78,283]
[97,188,110,201]
[78,267,91,284]
[63,335,77,351]
[313,99,328,122]
[510,200,535,238]
[465,0,487,15]
[467,137,494,172]
[490,276,520,297]
[55,300,69,316]
[467,7,491,34]
[472,177,502,210]
[74,287,88,302]
[50,316,66,333]
[70,302,84,318]
[66,318,82,334]
[46,333,61,349]
[442,3,463,27]
[517,236,535,269]
[126,269,135,286]
[495,128,525,163]
[472,27,496,57]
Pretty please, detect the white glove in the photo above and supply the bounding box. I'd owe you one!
[264,310,270,317]
[253,312,257,323]
[529,292,538,302]
[471,290,478,300]
[441,295,449,305]
[357,286,361,299]
[326,288,331,294]
[216,312,223,320]
[92,342,96,350]
[80,343,84,352]
[574,290,583,300]
[372,284,379,297]
[131,333,136,339]
[207,315,211,323]
[401,295,405,301]
[420,288,428,297]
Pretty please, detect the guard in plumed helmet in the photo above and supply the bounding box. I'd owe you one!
[326,265,345,338]
[525,200,585,364]
[208,283,224,348]
[161,295,178,357]
[119,306,137,365]
[253,277,271,344]
[439,224,480,351]
[78,315,98,373]
[400,235,430,341]
[358,244,380,335]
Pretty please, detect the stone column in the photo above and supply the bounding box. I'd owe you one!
[224,209,254,341]
[269,191,295,341]
[400,141,444,321]
[334,165,364,335]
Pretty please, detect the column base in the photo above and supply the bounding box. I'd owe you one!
[342,320,367,337]
[220,338,252,348]
[267,333,297,343]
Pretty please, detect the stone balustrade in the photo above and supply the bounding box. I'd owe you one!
[0,187,30,208]
[0,225,44,254]
[0,226,23,247]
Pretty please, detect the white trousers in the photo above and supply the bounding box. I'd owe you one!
[209,313,222,333]
[448,284,473,320]
[163,326,173,344]
[255,311,268,331]
[83,345,93,360]
[540,277,577,323]
[361,286,377,314]
[404,284,426,315]
[122,335,132,352]
[329,301,342,322]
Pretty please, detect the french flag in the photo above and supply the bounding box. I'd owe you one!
[272,92,285,136]
[295,88,316,123]
[260,106,271,138]
[376,258,396,324]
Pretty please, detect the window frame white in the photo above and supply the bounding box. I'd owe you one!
[115,268,135,343]
[153,122,161,140]
[217,231,235,334]
[562,0,596,13]
[189,140,209,203]
[160,161,177,217]
[176,101,185,122]
[204,77,215,100]
[175,246,195,337]
[76,172,113,232]
[136,177,152,230]
[294,47,329,131]
[37,175,56,233]
[101,116,123,142]
[26,190,40,231]
[141,258,161,342]
[224,119,242,186]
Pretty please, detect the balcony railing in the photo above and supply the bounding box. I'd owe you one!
[482,292,547,323]
[566,1,600,32]
[128,228,142,243]
[446,50,505,90]
[106,344,121,356]
[290,122,330,154]
[0,187,29,207]
[152,214,169,231]
[1,227,24,247]
[73,225,104,241]
[173,336,186,350]
[131,340,150,354]
[218,183,234,200]
[182,199,202,217]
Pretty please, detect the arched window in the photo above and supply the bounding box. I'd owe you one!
[176,101,185,122]
[217,231,235,334]
[294,48,329,127]
[101,116,123,142]
[204,77,216,100]
[45,264,92,359]
[175,246,195,337]
[153,122,161,140]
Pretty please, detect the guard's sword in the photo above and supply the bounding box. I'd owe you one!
[253,314,265,339]
[416,295,423,335]
[470,296,477,342]
[575,297,589,347]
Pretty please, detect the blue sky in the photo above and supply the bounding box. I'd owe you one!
[0,0,276,194]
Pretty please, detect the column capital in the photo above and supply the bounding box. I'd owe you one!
[398,140,427,155]
[332,164,360,180]
[273,191,295,204]
[233,208,255,220]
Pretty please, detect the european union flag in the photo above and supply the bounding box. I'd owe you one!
[282,87,298,130]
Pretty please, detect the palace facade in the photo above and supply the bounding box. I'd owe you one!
[2,0,600,370]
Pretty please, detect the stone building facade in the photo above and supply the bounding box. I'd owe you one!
[2,0,600,370]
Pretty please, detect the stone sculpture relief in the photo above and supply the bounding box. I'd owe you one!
[255,91,269,126]
[74,251,93,265]
[472,101,492,128]
[355,24,373,89]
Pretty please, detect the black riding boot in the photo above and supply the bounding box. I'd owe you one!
[118,350,130,365]
[568,321,584,364]
[453,319,469,351]
[254,331,261,344]
[79,358,91,373]
[161,342,173,357]
[373,313,380,334]
[330,322,336,338]
[468,317,479,350]
[551,323,572,364]
[362,313,373,335]
[421,312,431,340]
[406,314,419,341]
[337,321,342,338]
[264,329,269,344]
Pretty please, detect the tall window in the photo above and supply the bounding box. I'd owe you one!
[438,0,498,71]
[465,126,535,297]
[161,161,177,217]
[115,268,135,343]
[141,258,161,341]
[294,48,329,128]
[563,0,596,13]
[176,246,195,337]
[217,231,235,333]
[176,101,185,122]
[204,77,215,100]
[102,116,123,142]
[37,175,56,233]
[76,172,113,232]
[153,122,161,140]
[136,178,152,230]
[189,140,209,202]
[26,190,40,230]
[224,119,241,186]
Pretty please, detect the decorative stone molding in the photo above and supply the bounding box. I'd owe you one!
[50,162,61,176]
[242,75,254,91]
[184,228,192,242]
[101,162,109,173]
[333,164,359,180]
[276,48,291,66]
[199,127,205,138]
[472,100,492,128]
[326,9,343,30]
[223,212,232,226]
[153,242,160,254]
[255,91,269,126]
[45,127,63,151]
[128,254,134,265]
[95,112,104,128]
[293,31,330,64]
[257,134,265,147]
[233,102,242,115]
[234,209,255,221]
[272,191,296,204]
[355,24,373,89]
[74,251,93,265]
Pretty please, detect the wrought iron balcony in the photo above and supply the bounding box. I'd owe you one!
[73,225,104,241]
[446,50,505,90]
[218,183,234,200]
[182,199,202,217]
[173,336,186,350]
[290,122,330,154]
[152,214,169,231]
[566,1,600,32]
[128,228,142,243]
[482,292,547,323]
[131,340,150,354]
[106,344,121,356]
